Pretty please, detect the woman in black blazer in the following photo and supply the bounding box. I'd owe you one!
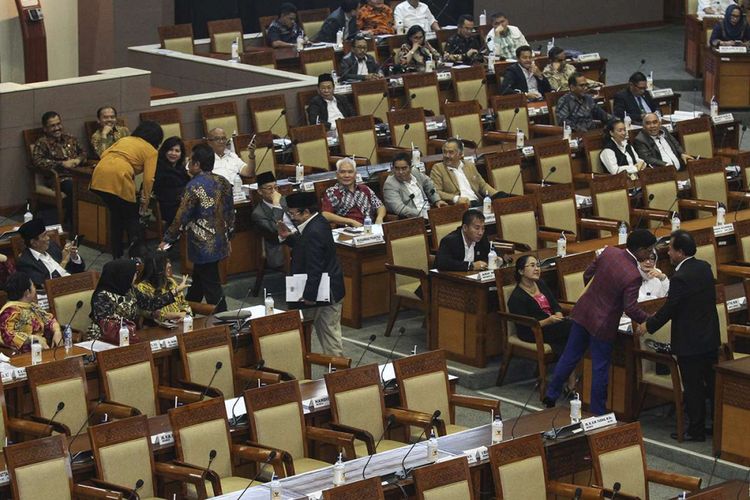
[153,136,190,226]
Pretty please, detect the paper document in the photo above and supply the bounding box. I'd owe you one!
[286,273,331,302]
[75,340,118,352]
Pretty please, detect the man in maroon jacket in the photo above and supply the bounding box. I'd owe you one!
[543,229,656,415]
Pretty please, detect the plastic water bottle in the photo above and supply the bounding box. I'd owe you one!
[31,338,42,365]
[487,50,496,72]
[264,290,274,315]
[231,37,239,62]
[270,475,281,499]
[491,413,503,444]
[397,20,404,35]
[516,128,525,148]
[411,146,421,167]
[336,29,344,47]
[119,319,129,347]
[483,195,492,214]
[427,431,439,462]
[716,203,726,225]
[425,57,434,73]
[333,453,346,485]
[570,393,582,424]
[233,174,243,198]
[183,314,193,333]
[618,221,628,245]
[363,213,373,234]
[295,162,304,183]
[296,34,304,51]
[228,131,237,154]
[23,202,33,223]
[710,96,718,118]
[331,70,338,84]
[547,37,555,55]
[563,121,571,141]
[63,324,73,352]
[487,247,498,270]
[647,71,654,91]
[557,232,567,257]
[671,212,681,231]
[479,9,487,26]
[624,112,632,131]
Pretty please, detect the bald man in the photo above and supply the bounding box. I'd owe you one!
[206,127,252,183]
[633,113,694,170]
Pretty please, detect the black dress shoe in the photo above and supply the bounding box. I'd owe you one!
[671,432,705,442]
[542,396,556,408]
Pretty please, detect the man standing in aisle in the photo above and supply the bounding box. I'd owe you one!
[638,230,720,441]
[278,192,345,357]
[543,230,656,415]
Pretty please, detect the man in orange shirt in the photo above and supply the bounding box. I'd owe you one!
[358,0,394,35]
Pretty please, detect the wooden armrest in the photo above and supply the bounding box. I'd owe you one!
[633,349,677,365]
[154,462,210,497]
[385,407,435,429]
[235,367,282,385]
[579,217,619,235]
[234,443,287,478]
[458,138,478,149]
[491,237,532,252]
[177,380,224,399]
[539,227,575,241]
[585,215,628,228]
[157,385,204,405]
[328,422,375,455]
[5,417,55,438]
[384,263,428,280]
[646,468,701,491]
[172,460,222,495]
[728,324,750,348]
[547,480,603,500]
[188,301,216,316]
[305,352,351,370]
[630,207,671,223]
[26,415,70,436]
[449,393,501,414]
[530,124,564,136]
[93,401,141,420]
[497,310,542,329]
[72,482,128,499]
[678,198,718,213]
[728,191,749,204]
[258,366,296,381]
[276,163,298,178]
[86,478,135,497]
[306,426,357,459]
[559,301,575,314]
[717,263,750,279]
[483,130,516,144]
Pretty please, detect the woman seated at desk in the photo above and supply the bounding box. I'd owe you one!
[398,25,441,72]
[638,251,670,302]
[136,252,192,323]
[710,5,750,48]
[508,255,576,391]
[600,118,646,176]
[0,271,62,352]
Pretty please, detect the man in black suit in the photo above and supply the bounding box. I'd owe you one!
[278,191,346,357]
[639,230,720,442]
[306,73,356,131]
[633,113,695,170]
[613,71,657,125]
[435,209,491,271]
[250,172,288,270]
[16,219,85,288]
[315,0,362,43]
[339,34,382,82]
[499,45,552,100]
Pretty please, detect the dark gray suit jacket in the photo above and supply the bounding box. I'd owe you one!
[250,199,288,269]
[633,128,685,168]
[339,53,381,82]
[16,241,85,288]
[382,169,440,218]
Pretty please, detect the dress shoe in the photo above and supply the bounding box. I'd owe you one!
[671,432,705,442]
[542,396,556,408]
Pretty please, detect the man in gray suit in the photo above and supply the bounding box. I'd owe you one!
[633,113,694,170]
[383,153,446,218]
[250,172,289,269]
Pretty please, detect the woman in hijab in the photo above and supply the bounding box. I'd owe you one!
[710,4,750,47]
[135,252,192,323]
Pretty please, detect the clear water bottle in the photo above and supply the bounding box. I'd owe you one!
[618,221,628,245]
[547,37,555,55]
[570,393,582,424]
[516,128,524,148]
[624,112,632,131]
[296,34,304,51]
[647,71,654,91]
[363,213,373,234]
[411,146,421,167]
[63,324,73,352]
[295,162,304,184]
[233,174,243,198]
[557,232,567,257]
[333,453,346,485]
[716,203,726,225]
[425,57,434,73]
[483,195,492,214]
[710,96,718,118]
[491,413,503,444]
[487,247,498,270]
[270,474,281,499]
[336,29,344,47]
[397,20,404,35]
[427,431,439,462]
[231,37,239,62]
[31,338,42,365]
[671,212,681,231]
[487,50,496,72]
[183,314,193,333]
[264,290,274,315]
[119,319,129,347]
[563,121,571,141]
[23,202,33,223]
[331,70,338,84]
[479,9,487,26]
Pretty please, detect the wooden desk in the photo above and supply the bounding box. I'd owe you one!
[685,15,722,77]
[679,480,749,499]
[704,49,750,109]
[714,357,750,467]
[336,240,390,329]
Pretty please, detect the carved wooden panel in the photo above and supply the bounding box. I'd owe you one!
[89,414,150,448]
[325,363,381,395]
[338,115,376,134]
[97,342,152,372]
[537,182,575,205]
[180,325,231,352]
[587,422,643,456]
[291,124,328,144]
[247,94,286,114]
[723,376,750,409]
[534,139,571,159]
[690,227,716,247]
[352,79,389,100]
[245,379,301,412]
[403,71,439,90]
[733,219,750,242]
[387,107,427,127]
[451,65,486,83]
[492,194,536,216]
[169,397,227,431]
[300,46,336,64]
[412,456,471,493]
[27,356,85,389]
[687,157,725,178]
[490,93,526,112]
[677,116,711,136]
[4,434,68,469]
[45,271,98,308]
[602,84,628,103]
[489,433,544,467]
[393,350,446,380]
[443,100,481,118]
[590,171,629,195]
[199,101,238,123]
[249,310,302,339]
[639,165,677,185]
[556,250,596,275]
[485,150,522,170]
[436,280,478,313]
[322,477,385,500]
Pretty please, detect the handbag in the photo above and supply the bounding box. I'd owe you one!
[98,317,140,345]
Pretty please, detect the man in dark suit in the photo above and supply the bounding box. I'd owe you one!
[613,71,657,125]
[16,219,85,288]
[315,0,361,43]
[278,191,345,357]
[339,34,382,82]
[640,230,720,441]
[435,209,491,272]
[633,113,695,170]
[544,229,656,415]
[250,172,288,270]
[499,45,552,100]
[306,73,356,131]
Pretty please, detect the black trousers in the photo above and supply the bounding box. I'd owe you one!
[677,351,718,436]
[94,190,142,259]
[187,261,225,311]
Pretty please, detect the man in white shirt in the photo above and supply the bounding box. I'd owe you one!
[697,0,736,18]
[633,113,694,170]
[206,127,251,184]
[429,138,497,206]
[383,153,446,218]
[486,11,529,60]
[393,0,440,32]
[16,219,85,288]
[306,73,355,131]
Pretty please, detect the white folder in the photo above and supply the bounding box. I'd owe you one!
[285,273,331,302]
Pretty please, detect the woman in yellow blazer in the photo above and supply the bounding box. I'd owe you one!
[90,121,163,259]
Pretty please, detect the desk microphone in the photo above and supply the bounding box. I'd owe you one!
[540,166,556,187]
[416,188,436,217]
[652,196,680,236]
[207,449,218,471]
[253,140,278,175]
[469,79,487,104]
[611,482,621,499]
[633,193,655,229]
[573,487,582,500]
[396,194,416,219]
[54,300,84,360]
[395,123,412,149]
[355,335,377,367]
[636,58,646,73]
[230,360,266,426]
[128,479,144,500]
[237,450,277,499]
[739,122,747,148]
[69,397,106,461]
[362,414,396,478]
[199,362,223,400]
[708,451,721,486]
[380,326,406,387]
[507,165,524,196]
[504,107,521,135]
[372,91,389,121]
[509,381,540,439]
[46,401,65,433]
[398,410,441,479]
[264,110,287,138]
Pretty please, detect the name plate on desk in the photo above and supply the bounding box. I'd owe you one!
[301,182,315,192]
[150,340,162,352]
[1,370,13,384]
[726,296,747,312]
[718,46,747,54]
[713,223,734,237]
[352,234,384,246]
[13,367,27,380]
[568,138,579,149]
[311,396,330,409]
[151,431,175,446]
[712,113,734,124]
[463,446,489,464]
[581,412,617,432]
[521,146,535,157]
[577,52,600,62]
[471,270,496,282]
[0,470,8,486]
[649,88,674,98]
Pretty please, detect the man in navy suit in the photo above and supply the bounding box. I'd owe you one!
[613,72,657,125]
[278,191,345,357]
[435,209,490,272]
[499,45,552,100]
[543,229,656,414]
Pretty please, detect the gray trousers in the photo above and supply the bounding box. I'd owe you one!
[302,300,344,357]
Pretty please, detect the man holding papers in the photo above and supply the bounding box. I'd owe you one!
[278,192,345,357]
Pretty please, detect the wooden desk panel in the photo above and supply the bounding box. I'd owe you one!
[704,49,750,109]
[714,357,750,467]
[337,243,390,329]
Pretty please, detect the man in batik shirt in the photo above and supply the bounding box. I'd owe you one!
[321,157,385,227]
[357,0,394,35]
[0,272,62,352]
[159,144,234,312]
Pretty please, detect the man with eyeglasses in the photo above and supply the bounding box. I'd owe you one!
[556,72,612,132]
[206,127,252,184]
[383,152,445,218]
[443,15,483,65]
[250,172,292,269]
[339,34,382,82]
[613,72,657,125]
[543,229,656,415]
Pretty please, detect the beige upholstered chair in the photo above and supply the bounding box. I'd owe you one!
[199,101,240,138]
[44,271,98,335]
[249,310,350,382]
[22,128,65,225]
[88,415,208,499]
[413,457,475,500]
[97,342,202,417]
[533,139,574,186]
[426,202,469,252]
[169,397,283,497]
[491,93,531,139]
[493,195,568,252]
[581,131,607,176]
[140,108,185,140]
[207,18,243,54]
[298,8,330,41]
[27,357,136,436]
[383,218,431,339]
[485,150,523,195]
[158,23,194,54]
[337,115,406,164]
[300,47,336,76]
[352,79,390,124]
[537,183,618,240]
[676,115,716,159]
[545,90,567,126]
[452,65,488,109]
[639,166,716,228]
[587,422,701,499]
[556,251,596,310]
[443,100,507,148]
[0,380,58,444]
[738,150,750,191]
[403,72,441,115]
[601,84,628,114]
[322,477,385,500]
[689,226,750,283]
[687,158,745,217]
[489,433,604,499]
[244,380,356,476]
[247,94,289,138]
[386,107,444,157]
[4,434,128,500]
[290,124,340,172]
[589,173,669,234]
[325,364,434,457]
[393,350,500,438]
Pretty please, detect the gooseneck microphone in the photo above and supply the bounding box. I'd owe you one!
[633,193,655,229]
[207,449,218,470]
[70,397,106,461]
[46,401,65,433]
[612,481,621,499]
[362,415,396,478]
[355,335,377,367]
[509,381,540,439]
[128,479,144,500]
[380,326,406,386]
[396,194,416,219]
[199,362,223,400]
[395,123,412,149]
[54,300,84,360]
[540,166,557,187]
[469,79,487,103]
[398,410,441,478]
[237,450,277,499]
[230,359,266,426]
[504,107,521,134]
